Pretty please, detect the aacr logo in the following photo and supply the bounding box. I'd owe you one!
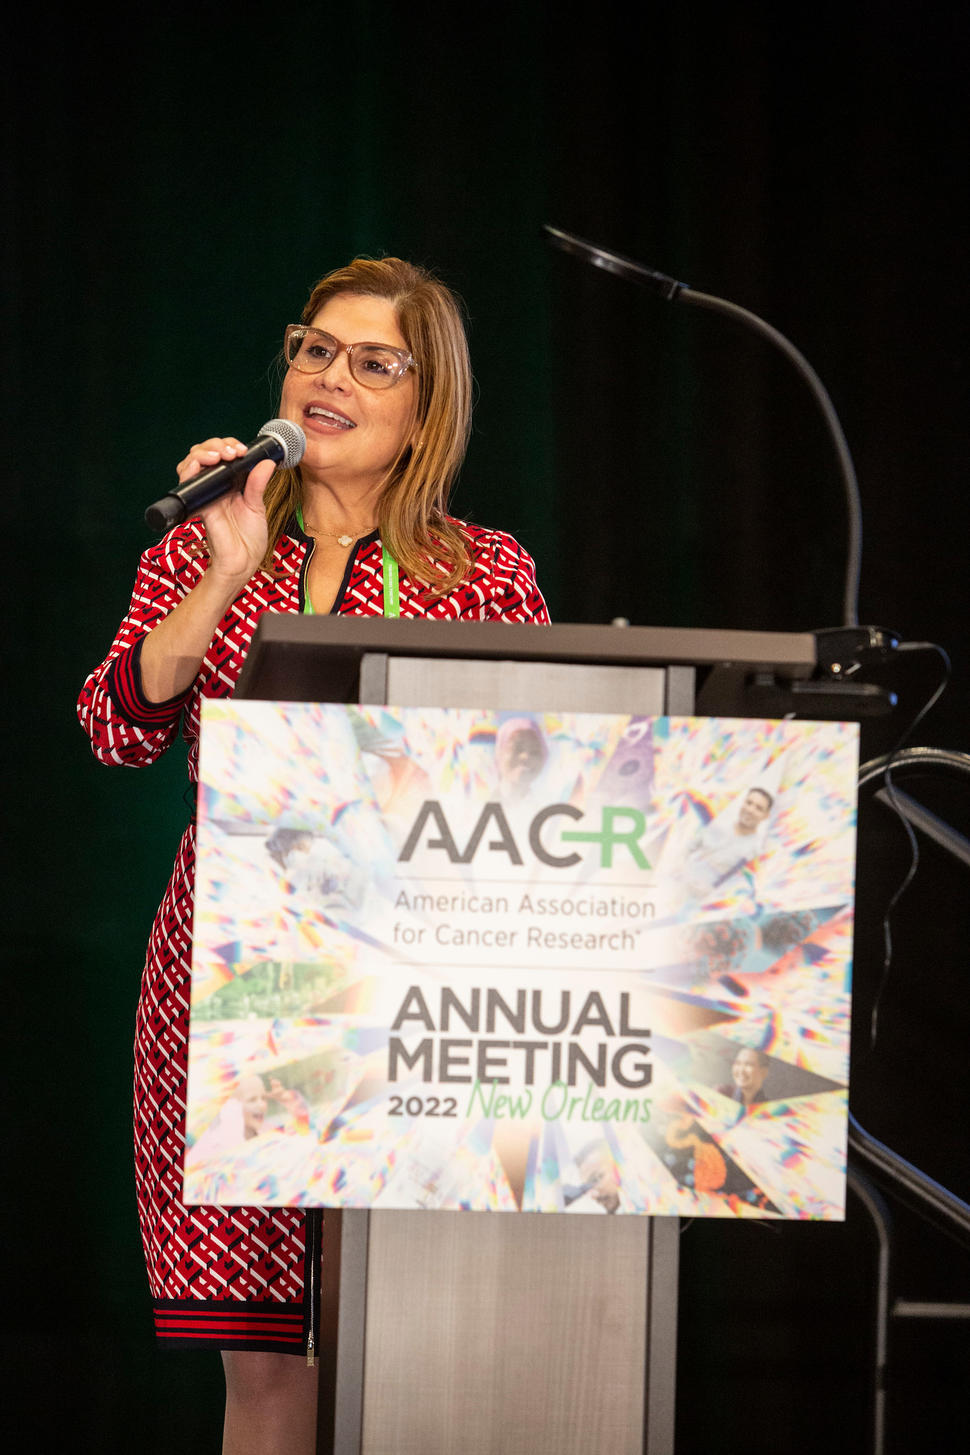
[397,801,651,870]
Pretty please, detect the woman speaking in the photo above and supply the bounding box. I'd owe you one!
[78,257,548,1453]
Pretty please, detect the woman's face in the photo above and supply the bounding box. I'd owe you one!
[281,293,418,495]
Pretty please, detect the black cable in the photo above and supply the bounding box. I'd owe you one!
[866,643,953,1048]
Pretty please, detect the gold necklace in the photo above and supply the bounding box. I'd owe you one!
[304,521,372,549]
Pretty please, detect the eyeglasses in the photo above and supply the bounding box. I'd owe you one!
[284,324,417,390]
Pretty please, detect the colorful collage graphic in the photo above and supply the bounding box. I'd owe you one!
[184,705,858,1219]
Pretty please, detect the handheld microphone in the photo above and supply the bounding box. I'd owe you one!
[144,418,306,533]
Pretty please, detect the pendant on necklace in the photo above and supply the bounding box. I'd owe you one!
[337,533,353,548]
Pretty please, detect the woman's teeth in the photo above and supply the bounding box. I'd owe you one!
[307,406,355,429]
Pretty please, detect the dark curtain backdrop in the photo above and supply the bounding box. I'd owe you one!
[7,4,968,1451]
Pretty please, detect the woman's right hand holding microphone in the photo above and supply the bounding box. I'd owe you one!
[138,435,277,703]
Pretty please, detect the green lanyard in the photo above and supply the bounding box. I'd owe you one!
[381,542,400,619]
[297,505,399,618]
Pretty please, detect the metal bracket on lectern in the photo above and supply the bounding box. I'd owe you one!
[697,668,897,719]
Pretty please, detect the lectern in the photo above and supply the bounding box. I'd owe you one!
[234,617,818,1455]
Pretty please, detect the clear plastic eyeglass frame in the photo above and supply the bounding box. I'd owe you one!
[283,324,417,390]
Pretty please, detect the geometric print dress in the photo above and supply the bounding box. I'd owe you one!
[77,514,549,1354]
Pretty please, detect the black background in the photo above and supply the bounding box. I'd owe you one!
[6,3,968,1449]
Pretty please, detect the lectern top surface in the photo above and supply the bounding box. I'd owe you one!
[236,616,815,701]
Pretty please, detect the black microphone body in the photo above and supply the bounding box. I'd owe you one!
[145,419,306,533]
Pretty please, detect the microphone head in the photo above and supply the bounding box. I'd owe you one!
[259,417,306,468]
[543,224,685,300]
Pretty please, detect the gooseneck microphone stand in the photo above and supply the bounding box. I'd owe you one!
[543,224,863,631]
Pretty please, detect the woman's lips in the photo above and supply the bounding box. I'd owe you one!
[304,403,356,431]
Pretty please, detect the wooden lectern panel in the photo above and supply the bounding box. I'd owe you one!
[361,1211,654,1455]
[385,656,667,716]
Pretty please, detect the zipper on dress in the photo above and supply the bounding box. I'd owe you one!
[306,1207,321,1366]
[299,537,316,615]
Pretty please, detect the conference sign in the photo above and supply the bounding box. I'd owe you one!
[184,703,857,1220]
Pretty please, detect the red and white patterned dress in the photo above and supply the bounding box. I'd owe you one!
[77,515,549,1354]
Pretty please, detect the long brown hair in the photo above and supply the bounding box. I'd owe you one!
[263,257,473,591]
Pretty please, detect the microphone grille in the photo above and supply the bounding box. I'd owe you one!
[259,417,306,468]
